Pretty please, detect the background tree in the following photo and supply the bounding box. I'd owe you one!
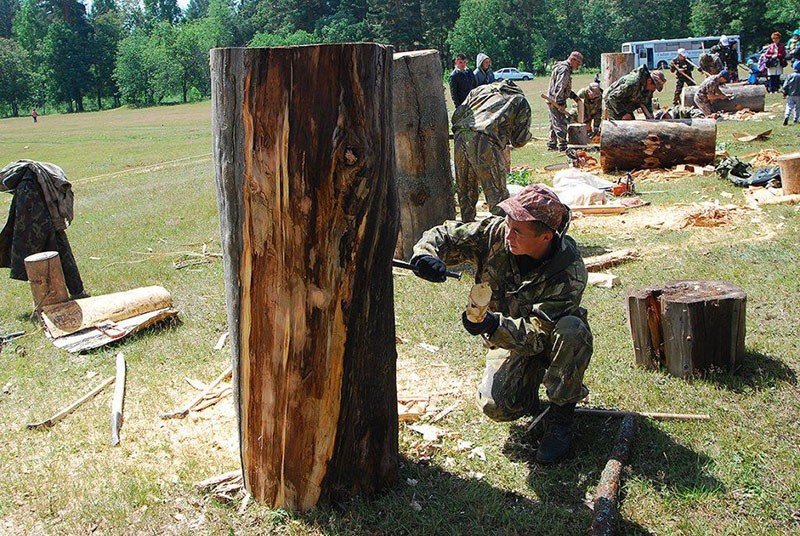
[0,0,19,38]
[143,0,180,24]
[90,11,124,108]
[0,37,34,115]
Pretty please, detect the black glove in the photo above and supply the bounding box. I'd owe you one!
[413,255,447,283]
[462,311,499,336]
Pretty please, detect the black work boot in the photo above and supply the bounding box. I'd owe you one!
[536,402,576,464]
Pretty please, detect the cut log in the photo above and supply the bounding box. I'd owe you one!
[211,44,399,511]
[600,119,716,172]
[583,249,639,272]
[777,152,800,195]
[392,50,455,260]
[681,84,766,112]
[590,415,637,536]
[466,282,492,323]
[24,251,69,312]
[567,123,589,146]
[626,280,746,378]
[600,53,635,91]
[40,286,172,338]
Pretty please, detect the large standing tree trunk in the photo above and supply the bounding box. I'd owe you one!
[626,280,746,378]
[601,53,635,91]
[211,44,400,511]
[392,49,455,260]
[600,119,716,172]
[681,84,766,112]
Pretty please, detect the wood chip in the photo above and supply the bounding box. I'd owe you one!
[213,332,229,351]
[408,423,445,442]
[417,343,439,353]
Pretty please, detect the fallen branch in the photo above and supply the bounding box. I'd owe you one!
[583,249,639,272]
[111,353,126,446]
[590,415,637,535]
[160,365,233,419]
[27,376,116,430]
[576,408,710,420]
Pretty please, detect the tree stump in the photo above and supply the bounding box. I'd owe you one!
[24,251,69,312]
[210,44,399,511]
[777,152,800,195]
[681,84,766,112]
[392,49,455,260]
[567,123,589,146]
[601,53,635,91]
[626,280,746,378]
[600,119,716,172]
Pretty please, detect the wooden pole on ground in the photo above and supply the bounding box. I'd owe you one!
[681,84,766,112]
[211,44,400,511]
[601,53,635,90]
[590,415,637,536]
[392,50,455,260]
[600,119,716,172]
[24,251,68,312]
[111,352,126,446]
[627,280,746,378]
[777,152,800,195]
[27,376,116,430]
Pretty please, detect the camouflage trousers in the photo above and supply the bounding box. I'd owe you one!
[673,76,695,105]
[477,315,593,422]
[693,94,713,117]
[453,132,510,223]
[547,106,569,150]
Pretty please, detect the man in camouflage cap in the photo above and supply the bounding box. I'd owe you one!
[546,51,583,151]
[451,80,532,222]
[603,65,666,120]
[410,184,593,464]
[694,69,733,117]
[575,82,603,134]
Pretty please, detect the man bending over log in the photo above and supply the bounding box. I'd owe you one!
[451,80,532,222]
[603,65,666,120]
[694,69,733,117]
[410,184,593,464]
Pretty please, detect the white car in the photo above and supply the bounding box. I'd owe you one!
[494,68,534,81]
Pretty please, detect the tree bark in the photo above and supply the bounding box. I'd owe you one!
[681,84,766,112]
[211,44,399,512]
[777,152,800,195]
[392,49,455,260]
[567,123,589,146]
[626,280,746,378]
[600,119,716,172]
[24,251,69,312]
[601,53,635,92]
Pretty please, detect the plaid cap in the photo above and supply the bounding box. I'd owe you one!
[498,183,568,232]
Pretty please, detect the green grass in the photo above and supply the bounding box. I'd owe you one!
[1,75,799,535]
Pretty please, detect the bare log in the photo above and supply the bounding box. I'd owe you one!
[777,152,800,195]
[681,84,766,112]
[600,119,716,172]
[211,44,399,511]
[590,415,637,536]
[27,376,115,430]
[392,50,455,260]
[601,53,635,92]
[111,352,126,446]
[584,249,639,272]
[627,280,746,378]
[24,251,68,312]
[568,123,589,146]
[41,286,173,338]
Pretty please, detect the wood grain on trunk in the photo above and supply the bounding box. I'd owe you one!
[681,84,766,112]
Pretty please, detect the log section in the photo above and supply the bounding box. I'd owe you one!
[24,251,68,312]
[681,84,766,112]
[567,123,589,146]
[211,44,399,511]
[600,119,716,172]
[601,53,635,91]
[777,152,800,195]
[626,280,746,378]
[392,49,455,260]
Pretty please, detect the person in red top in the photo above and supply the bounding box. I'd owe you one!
[765,32,787,93]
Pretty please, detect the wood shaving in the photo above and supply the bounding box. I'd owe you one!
[680,203,749,228]
[747,149,782,168]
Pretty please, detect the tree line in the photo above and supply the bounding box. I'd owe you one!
[0,0,797,117]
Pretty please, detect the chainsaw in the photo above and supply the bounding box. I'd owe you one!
[611,172,636,196]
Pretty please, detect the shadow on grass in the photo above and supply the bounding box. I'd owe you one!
[698,350,797,392]
[501,412,723,535]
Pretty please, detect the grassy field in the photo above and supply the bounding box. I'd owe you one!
[1,73,799,535]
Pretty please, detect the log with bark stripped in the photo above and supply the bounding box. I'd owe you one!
[681,84,766,112]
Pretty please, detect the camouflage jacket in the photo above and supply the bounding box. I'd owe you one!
[604,66,654,118]
[697,73,729,100]
[669,57,694,80]
[548,60,574,106]
[411,216,587,356]
[577,87,603,121]
[710,44,738,69]
[452,81,532,148]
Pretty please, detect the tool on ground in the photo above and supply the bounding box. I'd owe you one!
[392,259,461,280]
[611,172,636,196]
[565,148,598,168]
[0,331,25,342]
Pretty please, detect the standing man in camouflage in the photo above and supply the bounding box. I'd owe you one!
[546,51,583,151]
[694,69,733,117]
[410,184,593,464]
[451,80,532,222]
[449,54,477,108]
[603,65,666,120]
[670,48,696,105]
[710,36,739,82]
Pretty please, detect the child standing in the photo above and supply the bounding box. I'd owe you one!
[782,60,800,125]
